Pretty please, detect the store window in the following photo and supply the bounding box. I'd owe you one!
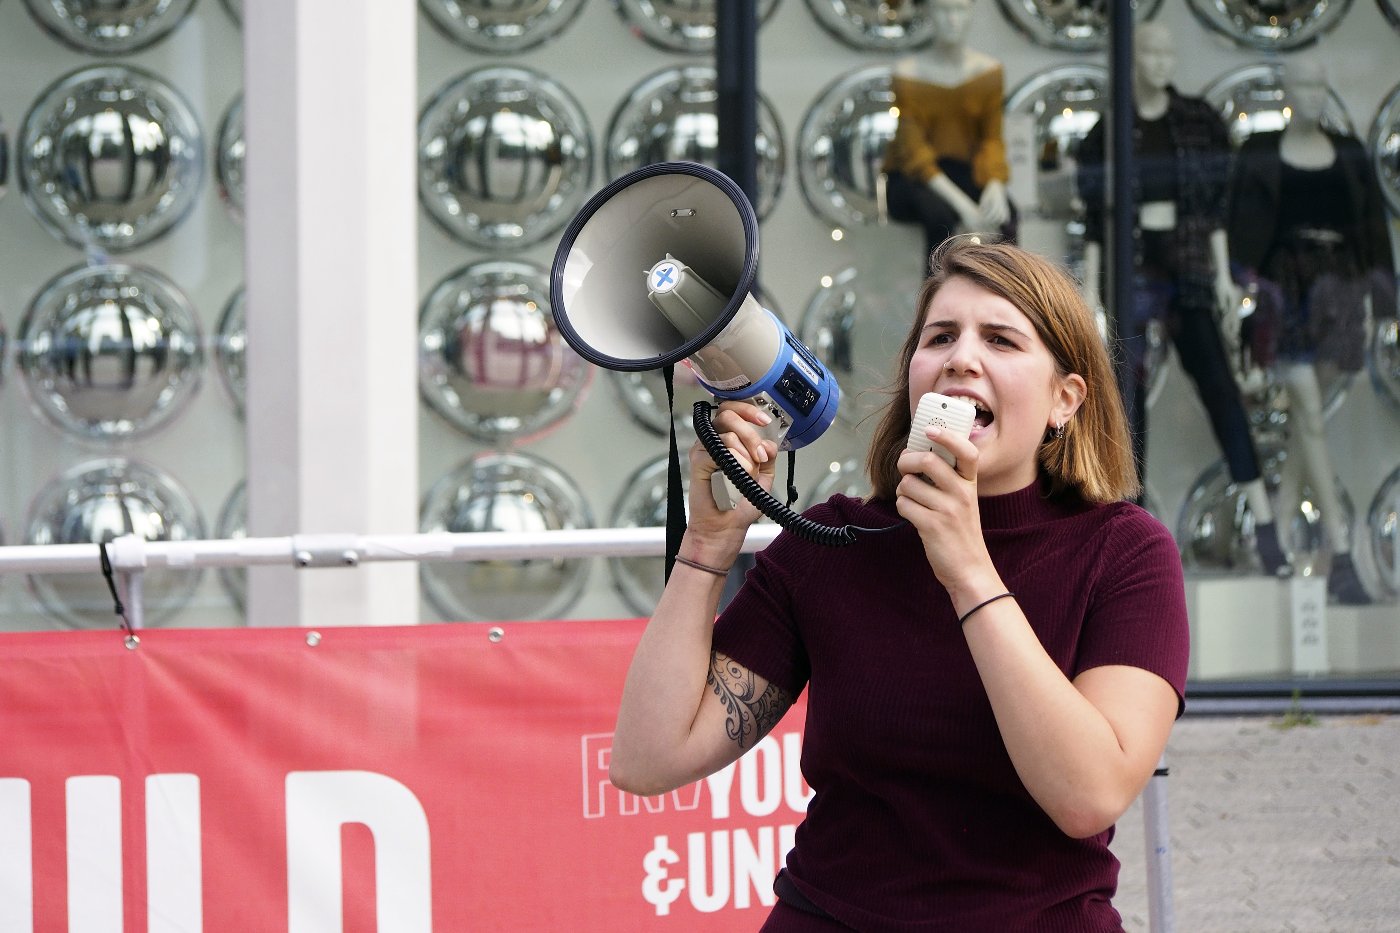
[1,1,1394,701]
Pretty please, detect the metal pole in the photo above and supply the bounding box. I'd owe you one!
[1108,0,1135,355]
[715,0,758,205]
[714,0,759,603]
[1108,8,1173,927]
[1143,754,1176,933]
[0,526,784,576]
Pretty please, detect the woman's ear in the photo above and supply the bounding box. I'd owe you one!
[1051,372,1088,430]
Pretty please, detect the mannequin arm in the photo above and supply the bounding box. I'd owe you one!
[1080,241,1102,310]
[1209,228,1243,347]
[929,172,985,232]
[979,179,1010,227]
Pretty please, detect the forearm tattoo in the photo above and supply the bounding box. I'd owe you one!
[707,652,792,750]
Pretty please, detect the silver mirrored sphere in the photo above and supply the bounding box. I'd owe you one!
[418,66,593,250]
[216,94,245,223]
[216,286,246,416]
[1178,448,1352,577]
[611,365,719,437]
[420,452,594,621]
[1243,375,1292,448]
[1185,0,1353,50]
[20,65,204,252]
[1203,63,1353,148]
[18,263,204,441]
[605,65,786,221]
[1006,64,1108,221]
[215,479,247,612]
[23,0,197,54]
[1367,464,1400,601]
[419,260,589,442]
[804,0,938,50]
[995,0,1162,51]
[611,0,781,53]
[798,266,909,429]
[421,0,588,52]
[807,457,869,503]
[1371,81,1400,216]
[24,458,206,629]
[1371,317,1400,413]
[1382,0,1400,30]
[608,455,685,616]
[797,66,897,228]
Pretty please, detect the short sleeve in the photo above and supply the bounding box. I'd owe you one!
[710,529,815,697]
[1074,510,1190,715]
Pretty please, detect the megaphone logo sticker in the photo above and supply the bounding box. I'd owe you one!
[650,260,680,293]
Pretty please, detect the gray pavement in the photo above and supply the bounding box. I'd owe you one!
[1110,714,1400,932]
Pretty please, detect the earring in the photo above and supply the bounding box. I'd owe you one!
[1052,422,1066,440]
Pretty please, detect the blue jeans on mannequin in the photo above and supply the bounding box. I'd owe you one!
[1119,274,1263,487]
[1119,272,1289,576]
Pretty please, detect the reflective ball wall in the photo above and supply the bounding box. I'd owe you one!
[0,1,244,631]
[0,0,1396,631]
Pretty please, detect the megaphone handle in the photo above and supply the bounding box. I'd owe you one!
[692,402,859,547]
[709,402,785,512]
[711,472,742,511]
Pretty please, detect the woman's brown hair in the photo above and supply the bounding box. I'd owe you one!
[864,236,1138,504]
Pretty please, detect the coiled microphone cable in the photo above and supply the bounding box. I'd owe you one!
[693,402,908,547]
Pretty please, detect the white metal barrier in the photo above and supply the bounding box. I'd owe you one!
[0,525,1173,931]
[0,526,784,630]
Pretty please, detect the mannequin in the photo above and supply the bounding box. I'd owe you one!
[881,0,1015,269]
[1226,61,1398,604]
[1077,21,1289,576]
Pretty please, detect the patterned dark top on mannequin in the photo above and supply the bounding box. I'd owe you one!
[1227,129,1397,371]
[1078,87,1231,310]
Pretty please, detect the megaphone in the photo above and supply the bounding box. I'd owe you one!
[551,162,847,534]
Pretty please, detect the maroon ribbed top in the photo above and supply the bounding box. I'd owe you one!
[713,478,1189,931]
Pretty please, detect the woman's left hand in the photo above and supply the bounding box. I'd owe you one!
[893,428,997,598]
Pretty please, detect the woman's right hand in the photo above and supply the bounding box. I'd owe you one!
[686,401,778,547]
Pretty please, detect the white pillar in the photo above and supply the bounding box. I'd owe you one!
[242,0,419,627]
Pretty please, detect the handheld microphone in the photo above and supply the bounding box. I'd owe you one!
[908,393,977,465]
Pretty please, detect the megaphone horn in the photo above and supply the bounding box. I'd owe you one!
[550,161,839,452]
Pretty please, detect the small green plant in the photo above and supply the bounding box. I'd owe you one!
[1273,688,1317,730]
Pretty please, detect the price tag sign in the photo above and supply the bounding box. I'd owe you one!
[1288,576,1329,675]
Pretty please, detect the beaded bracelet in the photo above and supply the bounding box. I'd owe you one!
[958,591,1016,626]
[674,555,731,578]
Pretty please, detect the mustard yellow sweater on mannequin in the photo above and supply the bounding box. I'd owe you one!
[883,69,1009,188]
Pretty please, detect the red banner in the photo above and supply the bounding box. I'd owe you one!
[0,620,809,930]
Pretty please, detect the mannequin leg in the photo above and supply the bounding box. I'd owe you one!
[884,171,960,272]
[1172,304,1263,485]
[1173,302,1288,574]
[1280,362,1370,603]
